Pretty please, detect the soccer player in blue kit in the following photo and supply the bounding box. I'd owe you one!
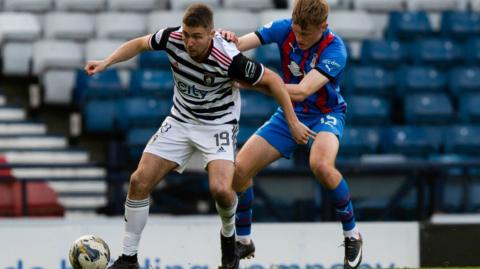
[222,0,363,268]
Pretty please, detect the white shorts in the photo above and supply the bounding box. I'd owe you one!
[144,116,239,173]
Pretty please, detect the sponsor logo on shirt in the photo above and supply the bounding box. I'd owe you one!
[177,80,208,99]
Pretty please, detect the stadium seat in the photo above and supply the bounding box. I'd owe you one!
[346,95,391,125]
[449,67,480,95]
[407,0,467,11]
[129,69,173,96]
[360,40,407,67]
[464,38,480,64]
[86,39,138,70]
[441,11,480,40]
[444,125,480,154]
[1,42,33,76]
[328,11,377,40]
[258,10,291,25]
[404,93,455,124]
[0,106,26,121]
[410,39,463,67]
[0,136,67,150]
[346,66,396,96]
[340,126,381,156]
[240,91,276,125]
[116,97,170,131]
[55,0,106,12]
[397,66,447,95]
[387,11,433,40]
[11,182,64,217]
[0,13,41,43]
[382,126,443,156]
[139,51,170,70]
[106,0,167,11]
[148,11,184,33]
[473,0,480,12]
[215,10,259,36]
[32,40,84,75]
[126,127,157,161]
[459,94,480,123]
[83,99,117,133]
[170,0,220,10]
[3,0,53,12]
[223,0,274,11]
[0,122,47,136]
[96,13,147,40]
[74,69,125,102]
[352,0,405,12]
[42,70,76,104]
[255,43,281,71]
[44,13,95,41]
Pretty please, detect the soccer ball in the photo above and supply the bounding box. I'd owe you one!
[69,235,111,269]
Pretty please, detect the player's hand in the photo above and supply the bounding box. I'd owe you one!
[84,60,108,76]
[219,28,239,45]
[289,121,317,145]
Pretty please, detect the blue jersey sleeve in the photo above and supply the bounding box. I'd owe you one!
[315,38,347,80]
[255,19,291,45]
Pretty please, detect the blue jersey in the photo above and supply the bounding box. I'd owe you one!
[255,19,347,115]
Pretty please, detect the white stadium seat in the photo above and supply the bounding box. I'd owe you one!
[170,0,221,10]
[0,107,25,121]
[0,13,41,44]
[33,40,84,74]
[86,39,138,69]
[0,136,67,149]
[353,0,406,12]
[215,10,259,36]
[148,11,184,33]
[288,0,342,10]
[96,13,147,39]
[0,123,47,136]
[42,70,76,104]
[259,10,291,25]
[223,0,274,11]
[44,13,95,41]
[407,0,468,11]
[473,0,480,11]
[1,42,33,76]
[107,0,167,11]
[55,0,106,12]
[328,10,377,40]
[3,0,53,12]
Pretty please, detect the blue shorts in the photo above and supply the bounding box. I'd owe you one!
[256,110,346,159]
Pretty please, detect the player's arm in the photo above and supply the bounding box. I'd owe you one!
[286,69,330,101]
[84,34,152,76]
[221,30,262,52]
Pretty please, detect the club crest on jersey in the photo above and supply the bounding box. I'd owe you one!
[288,61,304,77]
[203,73,215,86]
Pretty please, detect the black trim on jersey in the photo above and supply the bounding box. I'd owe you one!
[315,67,334,80]
[175,98,233,120]
[151,27,180,51]
[172,102,195,121]
[254,31,266,45]
[175,97,235,113]
[167,42,226,71]
[171,63,226,87]
[169,114,187,123]
[228,54,264,85]
[178,87,232,106]
[164,47,228,78]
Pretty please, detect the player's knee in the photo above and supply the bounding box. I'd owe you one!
[310,159,333,181]
[210,182,233,206]
[129,170,151,197]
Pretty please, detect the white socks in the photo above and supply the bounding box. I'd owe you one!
[122,198,150,256]
[343,225,360,239]
[216,196,238,237]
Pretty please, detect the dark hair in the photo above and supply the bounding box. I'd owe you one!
[292,0,329,29]
[182,3,213,29]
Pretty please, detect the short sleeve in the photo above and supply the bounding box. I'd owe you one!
[315,39,347,80]
[227,54,265,85]
[255,19,291,45]
[149,26,180,51]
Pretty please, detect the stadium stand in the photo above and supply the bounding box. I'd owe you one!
[54,0,106,12]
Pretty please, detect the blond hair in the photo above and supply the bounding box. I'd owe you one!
[292,0,329,29]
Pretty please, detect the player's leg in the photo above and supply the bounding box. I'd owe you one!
[308,114,362,269]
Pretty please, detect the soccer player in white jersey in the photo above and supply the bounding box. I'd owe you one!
[84,4,316,269]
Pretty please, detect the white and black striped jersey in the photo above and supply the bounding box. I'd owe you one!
[149,26,265,125]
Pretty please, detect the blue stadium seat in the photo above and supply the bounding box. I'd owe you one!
[459,94,480,123]
[444,125,480,154]
[404,93,455,124]
[83,99,116,133]
[236,124,257,146]
[240,91,276,124]
[387,11,433,40]
[464,38,480,64]
[126,127,157,161]
[346,66,396,96]
[397,66,447,95]
[116,97,171,131]
[255,43,281,71]
[410,39,463,67]
[340,126,381,156]
[139,51,170,70]
[360,40,407,67]
[449,67,480,95]
[346,95,391,125]
[441,11,480,40]
[382,126,443,156]
[129,69,173,95]
[74,69,124,102]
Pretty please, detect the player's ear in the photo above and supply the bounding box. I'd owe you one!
[210,28,215,38]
